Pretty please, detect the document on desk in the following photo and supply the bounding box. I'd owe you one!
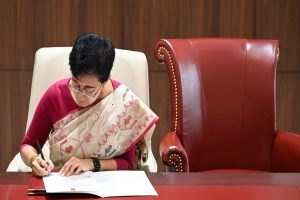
[43,170,158,197]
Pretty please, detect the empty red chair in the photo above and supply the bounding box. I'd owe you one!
[155,38,300,172]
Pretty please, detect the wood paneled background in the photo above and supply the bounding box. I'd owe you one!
[0,0,299,172]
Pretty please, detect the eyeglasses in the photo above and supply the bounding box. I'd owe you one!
[68,79,102,98]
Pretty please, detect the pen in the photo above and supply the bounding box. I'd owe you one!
[36,140,51,175]
[36,140,45,160]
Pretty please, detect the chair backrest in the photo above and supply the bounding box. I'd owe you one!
[155,38,279,171]
[26,47,150,131]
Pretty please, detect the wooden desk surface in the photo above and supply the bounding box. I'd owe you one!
[1,172,300,200]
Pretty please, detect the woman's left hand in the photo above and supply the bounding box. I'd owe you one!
[59,156,93,176]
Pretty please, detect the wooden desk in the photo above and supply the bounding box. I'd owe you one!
[1,172,300,200]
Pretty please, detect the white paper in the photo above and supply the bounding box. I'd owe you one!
[43,171,158,197]
[43,172,99,195]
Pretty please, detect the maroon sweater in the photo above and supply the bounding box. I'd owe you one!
[21,78,135,170]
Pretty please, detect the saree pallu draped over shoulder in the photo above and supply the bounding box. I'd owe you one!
[48,84,158,169]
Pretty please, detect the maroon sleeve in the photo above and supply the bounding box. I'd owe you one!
[20,79,75,151]
[20,89,54,151]
[114,146,136,170]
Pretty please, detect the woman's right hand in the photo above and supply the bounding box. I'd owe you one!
[31,156,54,177]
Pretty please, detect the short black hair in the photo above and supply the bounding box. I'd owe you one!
[69,33,115,83]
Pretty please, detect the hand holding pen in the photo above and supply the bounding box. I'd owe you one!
[30,141,54,177]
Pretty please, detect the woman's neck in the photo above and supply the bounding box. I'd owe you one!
[98,79,114,101]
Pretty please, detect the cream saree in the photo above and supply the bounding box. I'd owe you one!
[48,84,158,169]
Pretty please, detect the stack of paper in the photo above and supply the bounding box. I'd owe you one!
[42,170,158,197]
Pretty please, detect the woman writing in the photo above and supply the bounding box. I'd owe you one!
[20,33,158,177]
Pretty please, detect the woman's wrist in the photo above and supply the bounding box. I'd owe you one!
[29,154,38,167]
[84,158,95,171]
[89,158,94,171]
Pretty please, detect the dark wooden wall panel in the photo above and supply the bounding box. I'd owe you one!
[0,0,35,70]
[295,74,300,133]
[256,0,300,133]
[82,0,123,47]
[123,0,255,71]
[209,0,255,38]
[256,0,300,71]
[10,72,32,147]
[277,73,300,133]
[0,71,31,171]
[35,0,123,49]
[0,72,13,171]
[49,0,124,47]
[35,0,58,47]
[0,0,299,172]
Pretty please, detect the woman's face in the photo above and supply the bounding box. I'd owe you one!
[68,75,103,107]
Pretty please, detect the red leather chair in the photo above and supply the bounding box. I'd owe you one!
[154,38,300,172]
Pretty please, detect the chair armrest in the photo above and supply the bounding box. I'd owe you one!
[272,131,300,172]
[159,131,189,172]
